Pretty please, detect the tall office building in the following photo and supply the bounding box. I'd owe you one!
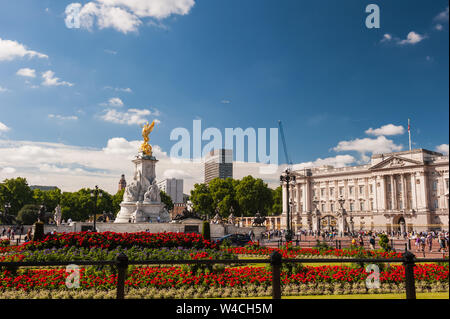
[204,149,233,184]
[157,178,184,204]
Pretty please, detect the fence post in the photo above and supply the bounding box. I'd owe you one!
[270,251,282,300]
[116,252,129,299]
[403,251,416,300]
[407,239,411,250]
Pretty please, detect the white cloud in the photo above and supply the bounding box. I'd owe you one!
[163,169,192,179]
[333,136,403,159]
[42,70,74,87]
[435,24,444,31]
[380,33,392,42]
[436,144,449,155]
[292,155,357,170]
[1,167,16,174]
[100,108,157,125]
[434,6,449,23]
[104,49,118,55]
[365,124,405,136]
[16,68,36,78]
[105,97,124,107]
[97,0,195,19]
[48,114,79,121]
[221,100,231,104]
[0,122,10,132]
[0,38,48,61]
[398,31,426,45]
[0,86,10,93]
[104,86,133,93]
[66,0,195,33]
[103,137,141,155]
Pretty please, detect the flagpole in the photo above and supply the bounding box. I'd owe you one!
[408,119,412,156]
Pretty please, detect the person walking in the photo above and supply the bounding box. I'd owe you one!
[369,235,376,250]
[426,233,433,252]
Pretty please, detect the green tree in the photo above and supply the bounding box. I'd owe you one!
[269,186,282,216]
[160,190,174,211]
[16,204,40,225]
[0,177,33,217]
[235,176,273,217]
[32,188,62,212]
[208,178,238,217]
[189,183,214,218]
[112,189,125,216]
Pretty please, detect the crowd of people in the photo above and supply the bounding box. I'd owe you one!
[259,227,449,253]
[1,225,33,243]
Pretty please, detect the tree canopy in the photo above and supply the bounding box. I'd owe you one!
[0,177,123,223]
[189,176,280,218]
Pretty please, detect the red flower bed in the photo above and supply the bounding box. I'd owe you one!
[19,232,217,251]
[1,264,447,291]
[226,244,403,259]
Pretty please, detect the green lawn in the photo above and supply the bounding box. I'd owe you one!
[212,292,449,299]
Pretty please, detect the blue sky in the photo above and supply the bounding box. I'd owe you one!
[0,0,448,193]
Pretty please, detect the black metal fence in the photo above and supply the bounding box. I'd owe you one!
[272,237,449,257]
[0,252,448,300]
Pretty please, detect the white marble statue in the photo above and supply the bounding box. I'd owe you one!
[131,202,145,223]
[54,204,62,226]
[144,180,161,203]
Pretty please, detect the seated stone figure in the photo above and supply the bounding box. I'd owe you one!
[144,180,161,203]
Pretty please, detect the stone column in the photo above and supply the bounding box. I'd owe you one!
[411,172,418,210]
[416,172,428,210]
[390,175,395,210]
[305,179,311,212]
[402,174,409,210]
[282,182,287,215]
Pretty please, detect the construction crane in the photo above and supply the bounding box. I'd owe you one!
[278,120,292,172]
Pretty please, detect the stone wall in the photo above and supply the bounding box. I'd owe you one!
[40,222,266,240]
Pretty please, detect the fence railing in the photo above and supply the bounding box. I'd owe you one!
[0,252,448,300]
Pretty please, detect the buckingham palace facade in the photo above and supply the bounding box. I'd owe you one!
[281,149,449,233]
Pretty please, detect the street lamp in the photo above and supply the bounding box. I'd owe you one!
[90,185,102,232]
[2,203,11,224]
[280,169,296,242]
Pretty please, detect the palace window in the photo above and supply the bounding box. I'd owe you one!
[369,184,373,194]
[434,199,439,209]
[370,200,374,210]
[321,204,325,212]
[433,181,438,191]
[321,188,325,197]
[349,203,354,211]
[360,202,364,211]
[330,188,334,196]
[349,186,353,195]
[330,203,334,212]
[339,187,344,195]
[359,185,364,195]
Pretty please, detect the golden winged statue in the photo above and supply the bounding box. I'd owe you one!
[140,120,156,156]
